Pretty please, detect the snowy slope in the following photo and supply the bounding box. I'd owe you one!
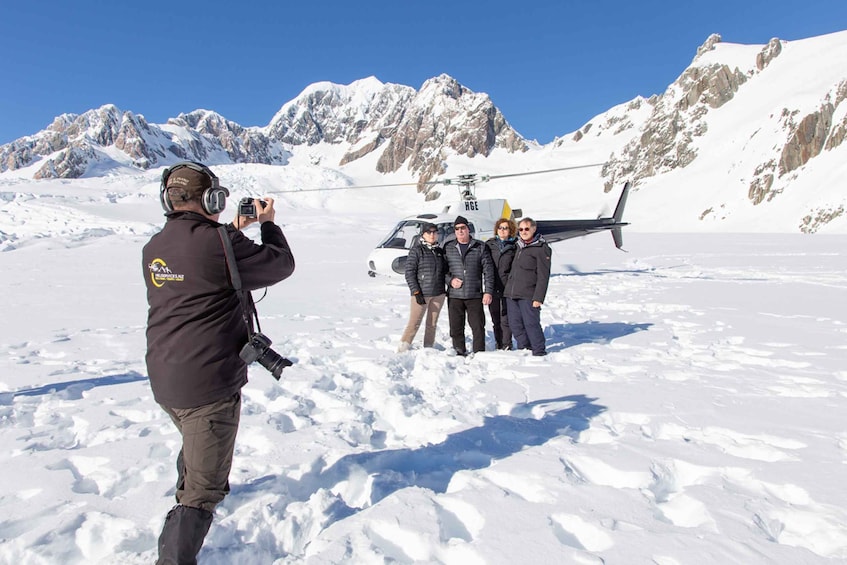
[0,166,846,563]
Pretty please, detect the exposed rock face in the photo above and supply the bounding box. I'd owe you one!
[756,38,783,70]
[800,205,845,233]
[592,33,847,220]
[34,143,96,179]
[694,33,723,60]
[677,64,748,111]
[266,75,527,193]
[748,79,847,205]
[374,75,527,191]
[0,105,286,178]
[560,96,654,148]
[824,80,847,151]
[115,112,157,167]
[748,160,777,205]
[1,75,526,184]
[779,104,834,175]
[602,59,745,192]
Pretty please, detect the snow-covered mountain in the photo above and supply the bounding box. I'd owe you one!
[1,31,846,232]
[590,32,847,233]
[0,74,527,193]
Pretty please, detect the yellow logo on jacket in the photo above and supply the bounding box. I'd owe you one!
[148,258,185,288]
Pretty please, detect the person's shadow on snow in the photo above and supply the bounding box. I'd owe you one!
[289,395,606,508]
[545,321,652,352]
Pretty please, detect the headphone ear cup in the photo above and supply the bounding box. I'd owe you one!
[201,187,229,215]
[160,168,174,212]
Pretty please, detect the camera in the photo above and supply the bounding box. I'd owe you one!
[238,197,267,218]
[239,332,292,380]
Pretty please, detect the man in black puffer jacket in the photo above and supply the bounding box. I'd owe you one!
[398,222,447,351]
[445,215,495,355]
[143,161,295,564]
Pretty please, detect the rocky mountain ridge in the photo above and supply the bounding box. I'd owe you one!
[599,33,847,199]
[562,32,846,232]
[0,74,527,194]
[2,31,846,230]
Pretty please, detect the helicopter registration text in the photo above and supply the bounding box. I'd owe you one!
[463,201,479,211]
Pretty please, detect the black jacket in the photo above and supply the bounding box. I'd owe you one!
[485,237,516,295]
[445,238,495,299]
[504,236,552,303]
[143,211,295,408]
[405,239,447,297]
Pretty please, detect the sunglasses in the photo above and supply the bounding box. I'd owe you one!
[518,227,533,232]
[424,229,438,234]
[454,226,469,231]
[497,226,510,231]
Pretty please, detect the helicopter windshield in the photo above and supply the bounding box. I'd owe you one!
[378,220,474,248]
[378,221,424,249]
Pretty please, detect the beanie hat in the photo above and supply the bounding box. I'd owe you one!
[454,215,469,228]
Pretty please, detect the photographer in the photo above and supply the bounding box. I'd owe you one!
[143,161,294,564]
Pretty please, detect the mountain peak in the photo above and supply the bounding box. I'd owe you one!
[0,74,526,187]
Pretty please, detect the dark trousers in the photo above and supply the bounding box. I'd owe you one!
[507,298,546,355]
[157,393,241,564]
[161,393,241,512]
[448,297,486,353]
[488,293,512,349]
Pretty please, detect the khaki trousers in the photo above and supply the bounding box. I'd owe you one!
[161,393,241,512]
[400,294,446,347]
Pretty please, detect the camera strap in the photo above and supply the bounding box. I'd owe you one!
[217,226,260,338]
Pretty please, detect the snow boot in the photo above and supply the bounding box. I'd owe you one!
[156,504,213,565]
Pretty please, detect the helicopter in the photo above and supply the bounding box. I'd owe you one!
[366,168,631,277]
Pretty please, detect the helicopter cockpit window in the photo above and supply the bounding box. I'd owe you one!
[379,221,423,249]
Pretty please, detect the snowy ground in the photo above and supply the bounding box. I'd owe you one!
[1,185,846,564]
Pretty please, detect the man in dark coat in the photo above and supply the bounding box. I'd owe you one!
[445,215,495,355]
[143,161,295,564]
[504,217,551,356]
[399,222,448,351]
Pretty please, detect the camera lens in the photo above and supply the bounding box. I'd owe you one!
[239,333,292,380]
[257,348,292,380]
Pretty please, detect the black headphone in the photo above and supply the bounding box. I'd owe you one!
[160,161,230,215]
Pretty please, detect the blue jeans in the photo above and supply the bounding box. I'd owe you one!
[506,298,546,355]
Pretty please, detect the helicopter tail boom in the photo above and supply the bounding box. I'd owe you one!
[532,182,631,248]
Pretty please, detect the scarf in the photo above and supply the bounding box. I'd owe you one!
[517,232,543,248]
[420,237,441,251]
[497,236,517,252]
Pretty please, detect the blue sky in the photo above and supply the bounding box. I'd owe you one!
[1,1,845,146]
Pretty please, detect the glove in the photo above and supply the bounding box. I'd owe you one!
[414,292,426,305]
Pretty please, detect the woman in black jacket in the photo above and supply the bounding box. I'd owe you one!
[486,218,517,349]
[398,223,448,351]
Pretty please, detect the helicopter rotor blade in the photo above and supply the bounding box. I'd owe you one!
[271,162,605,193]
[486,162,605,181]
[274,181,420,193]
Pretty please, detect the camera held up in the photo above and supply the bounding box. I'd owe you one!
[239,332,293,380]
[238,197,267,218]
